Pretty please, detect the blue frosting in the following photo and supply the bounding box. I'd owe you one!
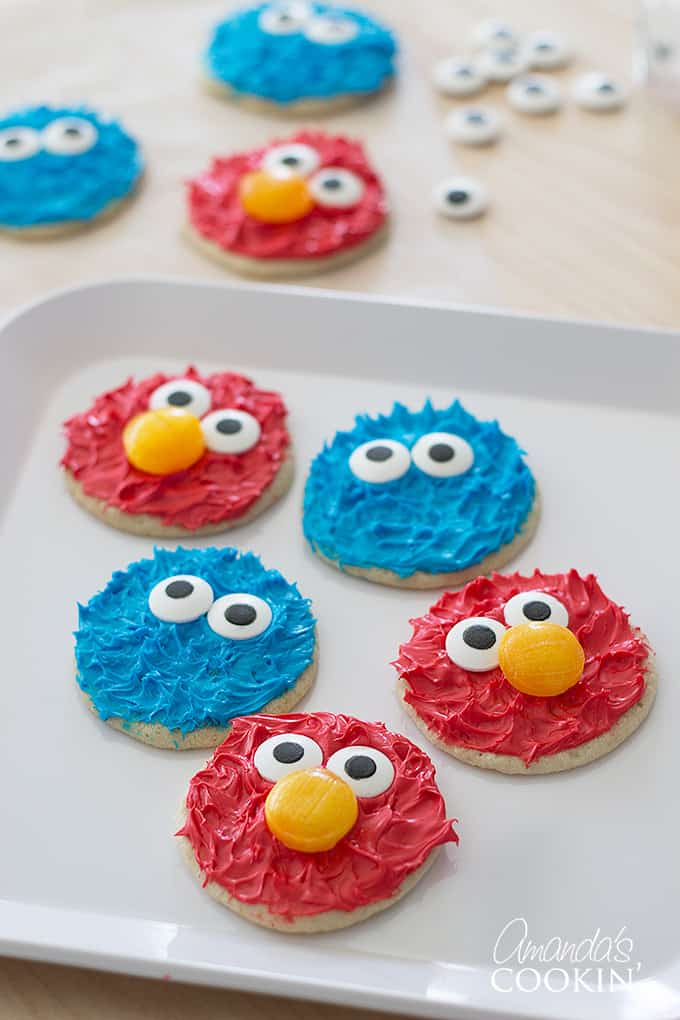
[205,3,396,104]
[0,105,142,228]
[75,547,316,734]
[303,400,536,578]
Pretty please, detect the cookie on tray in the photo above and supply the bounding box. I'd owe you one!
[303,399,538,588]
[62,366,292,536]
[204,2,397,115]
[394,570,656,774]
[185,131,388,278]
[0,104,142,236]
[75,547,317,749]
[178,712,457,931]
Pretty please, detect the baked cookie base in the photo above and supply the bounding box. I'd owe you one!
[202,74,392,116]
[184,221,389,280]
[313,490,541,590]
[0,181,142,239]
[397,646,657,775]
[63,454,293,538]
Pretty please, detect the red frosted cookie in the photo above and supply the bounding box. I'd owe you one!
[395,570,656,774]
[62,366,291,536]
[185,130,388,278]
[178,712,457,931]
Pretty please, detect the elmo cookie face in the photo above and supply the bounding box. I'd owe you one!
[0,105,142,234]
[186,131,388,278]
[75,548,317,750]
[303,400,538,588]
[62,367,292,536]
[395,570,656,774]
[204,2,396,113]
[178,712,457,931]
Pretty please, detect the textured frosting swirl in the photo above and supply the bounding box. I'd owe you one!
[75,547,316,734]
[178,712,457,919]
[303,400,536,577]
[394,570,650,764]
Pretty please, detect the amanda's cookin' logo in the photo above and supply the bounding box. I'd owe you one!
[491,917,642,994]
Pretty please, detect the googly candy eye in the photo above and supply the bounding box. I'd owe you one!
[432,57,486,97]
[261,143,320,179]
[42,117,98,156]
[411,432,474,478]
[572,72,627,111]
[309,168,365,208]
[258,1,311,34]
[148,575,214,623]
[525,30,572,70]
[470,18,518,50]
[504,591,569,628]
[304,15,359,45]
[201,409,261,454]
[445,616,507,671]
[326,746,395,797]
[254,733,323,781]
[445,106,502,145]
[207,593,273,640]
[434,177,489,221]
[149,378,212,418]
[0,126,41,162]
[478,46,529,83]
[348,439,411,483]
[507,75,562,115]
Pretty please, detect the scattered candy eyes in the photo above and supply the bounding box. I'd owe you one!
[572,72,627,110]
[445,105,501,145]
[445,616,507,672]
[148,574,214,623]
[207,593,273,640]
[326,746,395,797]
[258,1,311,34]
[261,142,320,179]
[348,438,411,483]
[478,45,529,82]
[503,591,569,628]
[309,167,365,208]
[201,409,261,454]
[149,378,212,418]
[41,117,98,156]
[0,126,41,162]
[470,18,518,50]
[304,15,359,45]
[411,432,474,478]
[433,176,489,220]
[525,30,572,69]
[432,57,486,97]
[507,75,562,114]
[254,734,324,782]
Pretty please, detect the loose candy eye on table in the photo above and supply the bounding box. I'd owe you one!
[433,177,489,220]
[445,106,502,145]
[507,75,562,115]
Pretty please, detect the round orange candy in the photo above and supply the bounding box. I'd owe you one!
[122,408,205,476]
[498,622,585,697]
[264,767,358,853]
[239,171,315,225]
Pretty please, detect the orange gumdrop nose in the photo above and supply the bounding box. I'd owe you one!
[122,408,205,475]
[498,622,585,697]
[239,170,315,224]
[264,767,358,853]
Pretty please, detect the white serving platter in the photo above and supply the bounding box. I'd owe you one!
[1,278,679,1020]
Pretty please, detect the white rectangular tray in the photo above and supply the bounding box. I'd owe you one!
[2,279,679,1020]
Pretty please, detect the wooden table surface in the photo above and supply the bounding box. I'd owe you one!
[2,0,678,1017]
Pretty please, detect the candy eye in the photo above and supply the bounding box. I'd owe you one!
[446,106,501,145]
[434,176,489,220]
[445,616,507,671]
[149,378,212,417]
[254,733,323,781]
[148,574,214,623]
[0,126,40,162]
[348,439,410,483]
[507,75,562,114]
[326,746,395,797]
[42,117,98,156]
[309,168,365,208]
[572,72,627,111]
[200,409,261,454]
[261,143,320,178]
[478,46,528,82]
[258,2,310,34]
[525,30,571,70]
[207,593,272,640]
[411,432,474,477]
[304,15,359,45]
[503,591,569,628]
[432,57,486,97]
[470,18,518,49]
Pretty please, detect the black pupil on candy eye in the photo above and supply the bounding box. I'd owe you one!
[429,442,454,462]
[523,600,551,621]
[6,137,20,147]
[463,624,496,650]
[366,445,392,462]
[322,178,342,190]
[467,112,485,123]
[536,41,552,51]
[64,126,81,136]
[457,66,472,77]
[526,82,543,93]
[447,190,469,204]
[282,155,300,166]
[273,741,304,764]
[167,390,191,407]
[345,755,377,780]
[165,580,194,599]
[225,603,257,626]
[216,418,242,435]
[598,81,614,92]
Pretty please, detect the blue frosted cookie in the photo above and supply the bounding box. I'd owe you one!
[204,2,396,113]
[303,400,539,588]
[0,105,142,235]
[75,547,317,749]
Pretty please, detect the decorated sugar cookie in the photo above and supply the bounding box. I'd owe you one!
[0,105,142,236]
[62,366,291,536]
[395,570,656,774]
[186,131,388,278]
[178,712,457,931]
[75,548,317,749]
[303,400,538,588]
[204,2,396,114]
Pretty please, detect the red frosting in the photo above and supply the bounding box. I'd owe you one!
[187,131,387,260]
[61,366,290,529]
[395,571,650,766]
[178,712,457,920]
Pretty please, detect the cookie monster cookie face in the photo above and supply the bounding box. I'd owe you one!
[0,105,142,233]
[395,570,655,774]
[61,366,292,536]
[205,2,396,110]
[303,400,537,588]
[178,712,457,930]
[75,548,317,749]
